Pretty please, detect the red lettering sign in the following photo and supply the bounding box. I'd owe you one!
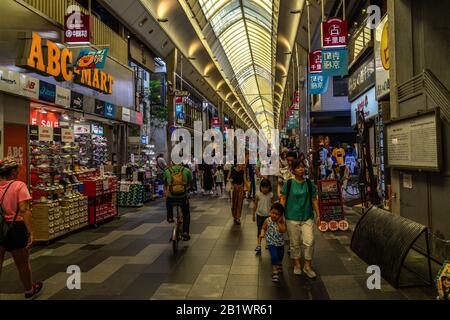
[322,18,348,48]
[309,50,322,73]
[30,109,60,128]
[64,8,91,44]
[328,220,339,231]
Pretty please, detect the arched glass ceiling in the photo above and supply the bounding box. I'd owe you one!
[198,0,277,134]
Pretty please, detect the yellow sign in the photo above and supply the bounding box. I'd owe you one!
[17,32,114,94]
[381,21,390,71]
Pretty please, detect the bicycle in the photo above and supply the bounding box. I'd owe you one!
[171,203,183,253]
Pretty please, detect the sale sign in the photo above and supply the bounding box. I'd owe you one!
[64,6,90,44]
[30,108,60,128]
[309,50,322,74]
[322,18,348,48]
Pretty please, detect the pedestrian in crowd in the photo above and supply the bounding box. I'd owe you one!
[0,158,43,299]
[329,163,342,181]
[277,151,297,200]
[324,153,334,179]
[214,166,224,197]
[259,203,287,283]
[280,148,289,168]
[315,143,328,181]
[345,146,357,175]
[280,159,320,279]
[247,162,256,200]
[252,179,274,254]
[164,161,193,241]
[202,163,214,195]
[299,152,310,179]
[156,153,167,180]
[332,144,346,166]
[196,163,204,193]
[227,162,249,225]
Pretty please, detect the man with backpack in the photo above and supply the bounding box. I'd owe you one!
[164,162,193,241]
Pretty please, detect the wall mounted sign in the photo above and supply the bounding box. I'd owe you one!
[176,103,185,125]
[375,14,390,100]
[348,56,375,101]
[17,32,114,94]
[3,124,28,183]
[64,5,90,44]
[0,67,20,94]
[94,99,105,116]
[61,128,75,143]
[55,86,71,108]
[350,87,377,126]
[74,124,90,134]
[308,74,329,95]
[122,107,131,122]
[75,48,109,70]
[19,74,39,99]
[38,81,56,103]
[70,91,84,110]
[30,107,60,128]
[322,18,348,48]
[386,109,442,171]
[322,48,348,76]
[309,50,322,74]
[104,102,115,118]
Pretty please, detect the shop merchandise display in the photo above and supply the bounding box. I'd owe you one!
[118,181,144,207]
[75,133,109,167]
[82,174,118,225]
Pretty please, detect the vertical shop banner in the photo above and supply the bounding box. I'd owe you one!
[322,48,348,76]
[39,81,56,103]
[70,91,84,110]
[309,50,322,74]
[322,18,348,48]
[64,6,90,44]
[94,99,105,116]
[136,112,143,125]
[130,110,137,124]
[61,128,75,143]
[122,107,131,122]
[375,15,390,99]
[56,86,71,108]
[0,67,20,94]
[75,48,109,70]
[176,98,185,125]
[104,102,116,118]
[38,126,54,142]
[3,124,27,183]
[19,74,39,99]
[308,74,329,94]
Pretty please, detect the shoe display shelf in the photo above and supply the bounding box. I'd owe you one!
[81,176,118,226]
[75,134,109,167]
[118,181,144,207]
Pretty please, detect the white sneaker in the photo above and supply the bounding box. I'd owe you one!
[294,267,302,275]
[303,267,317,279]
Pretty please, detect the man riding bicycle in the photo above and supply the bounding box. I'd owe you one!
[164,162,192,241]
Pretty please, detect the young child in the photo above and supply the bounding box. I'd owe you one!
[252,179,274,253]
[260,203,287,283]
[214,166,224,196]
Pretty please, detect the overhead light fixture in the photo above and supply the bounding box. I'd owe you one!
[290,9,301,14]
[40,108,48,114]
[158,18,169,23]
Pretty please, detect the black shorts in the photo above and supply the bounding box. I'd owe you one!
[0,222,30,252]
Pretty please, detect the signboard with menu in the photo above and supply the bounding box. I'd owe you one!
[375,14,390,100]
[386,109,442,171]
[317,179,347,232]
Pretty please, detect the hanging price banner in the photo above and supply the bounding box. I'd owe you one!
[120,183,130,193]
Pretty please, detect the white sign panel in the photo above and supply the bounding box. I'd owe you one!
[375,15,390,100]
[0,67,20,94]
[387,111,441,170]
[403,174,413,189]
[122,107,131,122]
[19,74,39,99]
[351,87,378,126]
[74,124,90,134]
[61,128,75,143]
[56,86,71,108]
[38,126,54,142]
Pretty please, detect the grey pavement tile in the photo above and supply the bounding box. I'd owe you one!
[229,265,259,275]
[222,284,258,299]
[151,283,192,300]
[227,274,259,286]
[199,265,231,275]
[121,273,168,297]
[188,274,228,298]
[206,255,235,265]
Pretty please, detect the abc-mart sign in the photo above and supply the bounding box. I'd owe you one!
[16,32,114,95]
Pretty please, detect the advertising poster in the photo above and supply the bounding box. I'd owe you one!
[0,67,20,94]
[56,86,71,108]
[19,74,39,99]
[39,81,56,103]
[3,124,27,183]
[70,91,84,110]
[308,74,329,95]
[38,126,54,142]
[375,14,390,99]
[322,48,348,76]
[75,48,109,70]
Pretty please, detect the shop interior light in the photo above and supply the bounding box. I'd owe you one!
[40,109,48,114]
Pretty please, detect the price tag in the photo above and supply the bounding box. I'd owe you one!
[121,166,127,175]
[100,165,105,177]
[120,184,130,193]
[103,179,109,191]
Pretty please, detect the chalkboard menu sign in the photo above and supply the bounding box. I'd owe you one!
[386,109,442,171]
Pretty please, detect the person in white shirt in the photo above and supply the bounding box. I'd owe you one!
[253,178,274,254]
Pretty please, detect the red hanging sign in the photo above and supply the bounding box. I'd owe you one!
[64,6,91,44]
[322,18,348,48]
[309,50,322,73]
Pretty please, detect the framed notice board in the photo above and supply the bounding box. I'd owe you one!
[385,108,442,171]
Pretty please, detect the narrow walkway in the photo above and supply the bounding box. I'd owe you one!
[0,195,434,300]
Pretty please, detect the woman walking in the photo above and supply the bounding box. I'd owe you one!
[202,163,214,195]
[0,158,43,299]
[227,163,248,225]
[280,159,320,278]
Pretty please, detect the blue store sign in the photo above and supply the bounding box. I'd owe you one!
[104,102,116,118]
[322,48,348,76]
[39,81,56,103]
[308,74,329,94]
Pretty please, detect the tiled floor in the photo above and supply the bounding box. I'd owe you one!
[0,195,436,300]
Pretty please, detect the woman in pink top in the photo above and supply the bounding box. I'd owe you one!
[0,158,42,299]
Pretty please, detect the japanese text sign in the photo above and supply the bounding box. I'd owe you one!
[308,74,329,95]
[309,50,322,74]
[64,6,90,44]
[322,48,348,76]
[322,18,348,48]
